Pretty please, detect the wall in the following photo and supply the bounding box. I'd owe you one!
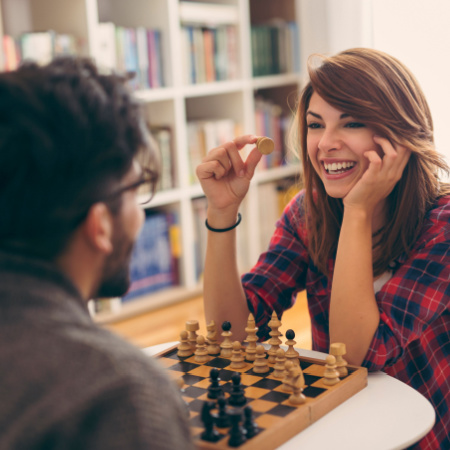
[372,0,450,169]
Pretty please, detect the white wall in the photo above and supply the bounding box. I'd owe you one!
[299,0,450,169]
[372,0,450,167]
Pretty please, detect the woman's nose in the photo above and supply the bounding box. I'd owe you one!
[318,128,342,152]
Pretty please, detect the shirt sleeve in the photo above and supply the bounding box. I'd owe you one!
[363,225,450,371]
[242,193,310,340]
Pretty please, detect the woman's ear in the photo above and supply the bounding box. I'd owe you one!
[81,203,114,254]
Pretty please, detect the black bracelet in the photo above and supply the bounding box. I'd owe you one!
[205,213,242,232]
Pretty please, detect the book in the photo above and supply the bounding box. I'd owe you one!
[123,211,176,301]
[97,22,117,71]
[150,126,176,191]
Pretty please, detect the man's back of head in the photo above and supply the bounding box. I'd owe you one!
[0,57,152,260]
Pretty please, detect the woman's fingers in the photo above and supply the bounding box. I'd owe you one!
[372,136,411,182]
[200,134,259,180]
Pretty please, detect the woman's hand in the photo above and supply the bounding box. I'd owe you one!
[196,134,262,215]
[343,136,411,214]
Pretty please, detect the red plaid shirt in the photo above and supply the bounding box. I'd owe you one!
[243,191,450,449]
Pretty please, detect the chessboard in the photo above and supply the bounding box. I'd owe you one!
[156,343,368,449]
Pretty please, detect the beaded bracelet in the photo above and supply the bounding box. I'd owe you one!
[205,213,242,232]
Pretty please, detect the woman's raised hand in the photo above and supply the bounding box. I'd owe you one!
[196,135,262,214]
[343,136,411,214]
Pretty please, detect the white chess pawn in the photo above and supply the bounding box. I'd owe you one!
[330,342,348,377]
[323,355,340,386]
[273,348,287,378]
[177,330,193,357]
[194,335,210,363]
[230,341,246,369]
[253,345,270,373]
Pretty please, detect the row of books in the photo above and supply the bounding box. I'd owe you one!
[123,210,181,302]
[254,97,294,169]
[2,32,78,71]
[181,25,239,85]
[251,21,300,77]
[258,178,301,252]
[97,23,164,90]
[187,118,243,184]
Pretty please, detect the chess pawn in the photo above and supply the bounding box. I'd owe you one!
[273,348,287,378]
[228,372,247,407]
[207,368,223,399]
[267,311,282,364]
[200,401,221,442]
[281,360,294,392]
[253,345,270,374]
[177,330,193,357]
[186,319,199,352]
[330,342,348,377]
[323,355,340,386]
[206,320,220,355]
[195,335,210,363]
[228,409,246,447]
[243,406,260,438]
[284,329,300,366]
[230,341,246,370]
[220,321,233,358]
[289,367,306,405]
[244,313,258,362]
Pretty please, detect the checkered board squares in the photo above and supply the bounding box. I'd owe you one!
[155,346,368,450]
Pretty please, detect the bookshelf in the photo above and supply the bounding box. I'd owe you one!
[0,0,306,323]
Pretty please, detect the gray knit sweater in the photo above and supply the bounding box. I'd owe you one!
[0,250,194,450]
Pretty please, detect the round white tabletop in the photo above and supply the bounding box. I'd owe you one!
[144,343,435,450]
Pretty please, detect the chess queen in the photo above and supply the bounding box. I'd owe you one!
[197,48,450,449]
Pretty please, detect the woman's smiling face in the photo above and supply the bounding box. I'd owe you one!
[306,92,383,199]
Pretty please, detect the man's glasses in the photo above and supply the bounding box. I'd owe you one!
[106,167,159,206]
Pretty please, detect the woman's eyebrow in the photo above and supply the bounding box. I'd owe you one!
[306,111,352,120]
[306,111,321,119]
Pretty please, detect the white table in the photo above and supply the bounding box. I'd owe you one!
[144,343,435,450]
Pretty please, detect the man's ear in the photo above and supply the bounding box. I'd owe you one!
[81,203,114,254]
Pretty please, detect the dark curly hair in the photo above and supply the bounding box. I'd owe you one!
[0,56,157,259]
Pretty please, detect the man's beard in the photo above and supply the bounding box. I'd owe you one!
[95,226,135,298]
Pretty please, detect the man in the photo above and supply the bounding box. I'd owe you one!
[0,57,193,449]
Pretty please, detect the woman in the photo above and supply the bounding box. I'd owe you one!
[196,48,449,449]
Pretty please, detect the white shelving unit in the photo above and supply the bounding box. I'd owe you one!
[0,0,306,323]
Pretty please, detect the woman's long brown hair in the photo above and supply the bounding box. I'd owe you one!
[293,48,450,277]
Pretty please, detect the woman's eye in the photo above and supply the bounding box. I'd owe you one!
[307,122,321,129]
[345,122,365,128]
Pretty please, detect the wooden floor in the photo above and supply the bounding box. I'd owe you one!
[104,291,312,350]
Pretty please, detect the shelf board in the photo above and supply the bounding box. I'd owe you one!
[134,87,178,103]
[252,73,302,90]
[182,79,246,98]
[179,1,239,26]
[254,164,301,183]
[94,285,203,325]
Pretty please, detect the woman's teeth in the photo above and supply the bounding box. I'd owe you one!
[324,161,355,174]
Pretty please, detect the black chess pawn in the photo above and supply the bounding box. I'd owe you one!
[243,405,260,439]
[228,372,247,407]
[228,409,246,447]
[207,368,223,399]
[215,395,231,428]
[200,401,220,442]
[222,321,231,332]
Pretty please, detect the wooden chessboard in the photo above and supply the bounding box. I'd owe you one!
[156,345,368,449]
